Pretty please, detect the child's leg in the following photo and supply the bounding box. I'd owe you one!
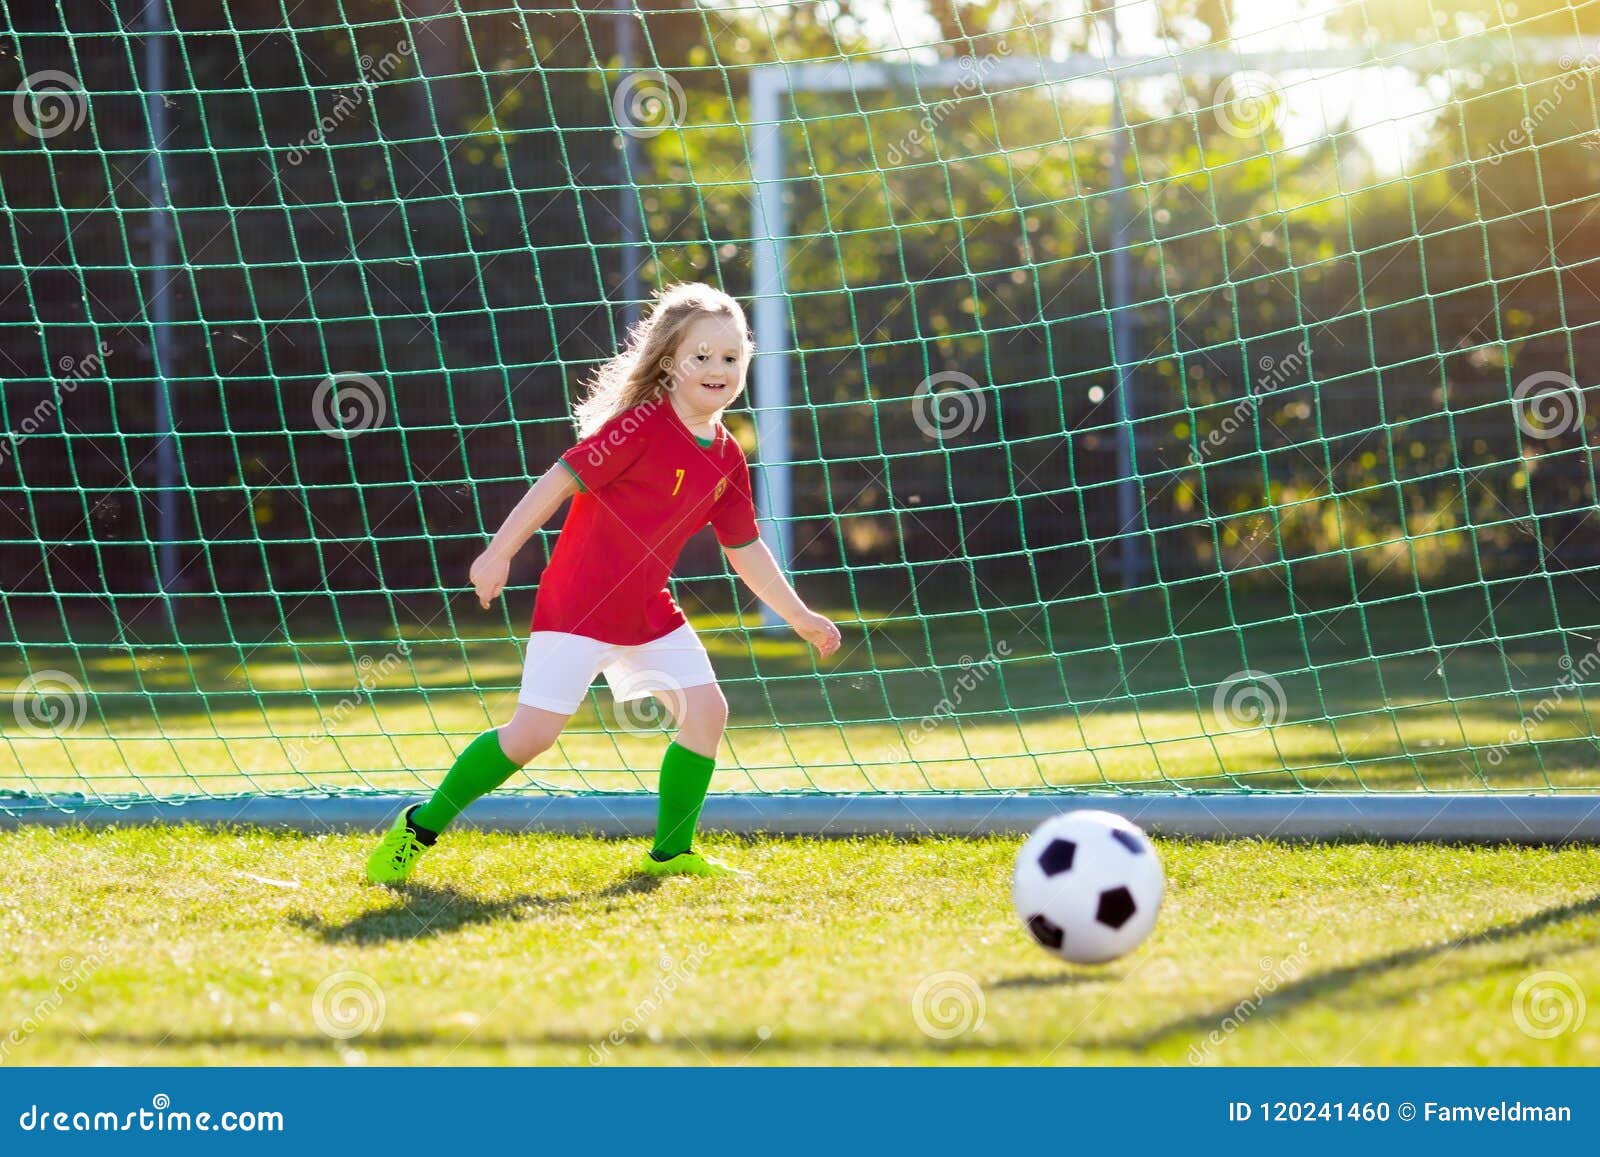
[651,682,728,858]
[411,705,569,835]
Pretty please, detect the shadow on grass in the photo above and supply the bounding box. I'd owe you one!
[989,970,1116,990]
[75,1027,1021,1059]
[287,876,661,944]
[1109,891,1600,1052]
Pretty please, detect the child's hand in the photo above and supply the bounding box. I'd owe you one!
[470,550,510,609]
[791,609,842,658]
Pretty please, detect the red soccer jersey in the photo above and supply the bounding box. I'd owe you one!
[531,397,761,645]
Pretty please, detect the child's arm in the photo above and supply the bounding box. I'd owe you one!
[722,539,842,657]
[470,466,581,609]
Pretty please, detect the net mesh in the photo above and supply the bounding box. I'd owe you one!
[4,0,1600,811]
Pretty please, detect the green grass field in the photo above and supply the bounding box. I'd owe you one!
[4,589,1598,1065]
[6,586,1600,805]
[2,826,1596,1066]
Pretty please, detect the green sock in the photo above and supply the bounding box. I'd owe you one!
[412,728,522,834]
[651,741,716,859]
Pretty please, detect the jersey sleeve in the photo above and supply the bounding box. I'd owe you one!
[710,451,761,549]
[557,405,651,492]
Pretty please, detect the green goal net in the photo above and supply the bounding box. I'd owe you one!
[4,0,1600,817]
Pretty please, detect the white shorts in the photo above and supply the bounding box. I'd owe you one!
[515,622,718,716]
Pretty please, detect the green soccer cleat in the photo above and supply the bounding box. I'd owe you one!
[637,849,746,879]
[366,805,431,885]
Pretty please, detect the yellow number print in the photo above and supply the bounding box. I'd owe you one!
[671,468,685,496]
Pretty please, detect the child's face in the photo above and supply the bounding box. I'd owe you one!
[666,315,749,415]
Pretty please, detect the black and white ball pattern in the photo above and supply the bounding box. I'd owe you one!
[1012,810,1164,964]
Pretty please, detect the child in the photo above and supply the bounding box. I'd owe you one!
[367,283,841,883]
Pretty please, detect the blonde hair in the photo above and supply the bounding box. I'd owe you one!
[573,283,753,438]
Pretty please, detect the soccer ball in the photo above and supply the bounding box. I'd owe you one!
[1011,810,1164,964]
